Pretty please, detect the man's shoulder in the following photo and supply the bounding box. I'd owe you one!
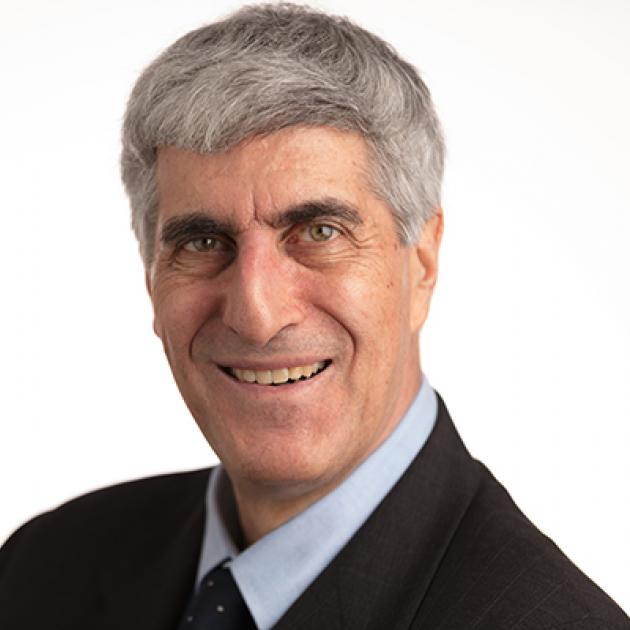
[419,461,629,629]
[3,467,210,550]
[0,469,210,589]
[273,396,629,629]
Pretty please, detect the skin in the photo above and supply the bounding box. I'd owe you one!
[147,126,443,544]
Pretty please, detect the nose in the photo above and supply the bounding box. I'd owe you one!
[221,233,305,347]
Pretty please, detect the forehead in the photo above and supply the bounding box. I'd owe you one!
[155,126,381,227]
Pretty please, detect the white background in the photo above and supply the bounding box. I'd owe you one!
[0,0,628,614]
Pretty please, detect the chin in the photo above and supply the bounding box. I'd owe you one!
[221,429,353,496]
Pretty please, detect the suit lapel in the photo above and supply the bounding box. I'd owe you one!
[274,394,481,630]
[96,469,209,630]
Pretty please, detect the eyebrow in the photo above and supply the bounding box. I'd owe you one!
[268,199,363,230]
[159,198,363,245]
[160,214,233,245]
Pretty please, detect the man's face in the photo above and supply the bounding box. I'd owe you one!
[148,126,441,497]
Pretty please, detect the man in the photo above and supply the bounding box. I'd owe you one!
[0,3,627,629]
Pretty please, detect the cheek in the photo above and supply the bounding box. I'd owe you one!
[153,277,216,350]
[320,259,407,355]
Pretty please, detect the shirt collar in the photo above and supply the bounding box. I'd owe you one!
[196,375,437,630]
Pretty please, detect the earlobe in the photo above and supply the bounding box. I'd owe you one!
[418,209,443,288]
[409,209,444,331]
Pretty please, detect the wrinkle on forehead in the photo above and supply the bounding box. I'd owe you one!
[156,126,380,235]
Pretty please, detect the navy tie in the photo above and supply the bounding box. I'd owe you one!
[178,560,256,629]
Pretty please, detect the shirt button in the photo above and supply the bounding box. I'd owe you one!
[217,605,225,613]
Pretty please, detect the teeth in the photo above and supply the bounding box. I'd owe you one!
[271,368,289,384]
[257,370,273,385]
[288,366,303,380]
[229,361,328,385]
[242,370,256,383]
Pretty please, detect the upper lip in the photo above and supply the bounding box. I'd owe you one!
[216,357,331,371]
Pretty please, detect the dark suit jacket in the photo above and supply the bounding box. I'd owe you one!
[1,394,628,629]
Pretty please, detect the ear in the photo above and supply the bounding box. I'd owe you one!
[145,270,161,338]
[408,209,444,332]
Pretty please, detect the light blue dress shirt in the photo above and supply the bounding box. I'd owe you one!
[195,375,438,630]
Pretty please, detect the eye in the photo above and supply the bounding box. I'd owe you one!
[303,224,340,242]
[182,237,225,253]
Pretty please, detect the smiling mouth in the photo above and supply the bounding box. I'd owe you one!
[220,360,332,386]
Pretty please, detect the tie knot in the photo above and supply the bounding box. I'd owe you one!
[178,561,256,629]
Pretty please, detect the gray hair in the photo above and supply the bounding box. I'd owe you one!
[121,3,445,268]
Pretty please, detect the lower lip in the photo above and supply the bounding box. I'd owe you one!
[216,363,332,394]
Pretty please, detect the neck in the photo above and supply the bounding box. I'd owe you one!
[231,472,350,546]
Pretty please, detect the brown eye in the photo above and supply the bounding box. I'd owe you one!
[182,237,224,252]
[306,224,339,242]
